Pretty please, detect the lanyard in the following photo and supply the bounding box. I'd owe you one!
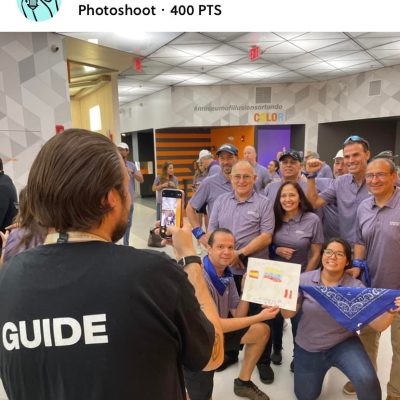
[44,231,109,245]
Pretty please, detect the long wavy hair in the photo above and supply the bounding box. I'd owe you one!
[273,181,314,232]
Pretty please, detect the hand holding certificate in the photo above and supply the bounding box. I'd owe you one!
[242,257,301,311]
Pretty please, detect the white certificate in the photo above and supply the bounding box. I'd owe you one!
[242,258,301,311]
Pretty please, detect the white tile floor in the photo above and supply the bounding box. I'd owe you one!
[0,198,393,399]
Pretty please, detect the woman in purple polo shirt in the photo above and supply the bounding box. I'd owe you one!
[283,237,399,400]
[267,182,323,369]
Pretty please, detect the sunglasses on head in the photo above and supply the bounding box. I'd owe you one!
[343,135,370,150]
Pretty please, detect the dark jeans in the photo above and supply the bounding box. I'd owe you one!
[184,328,248,400]
[294,336,381,400]
[123,204,134,246]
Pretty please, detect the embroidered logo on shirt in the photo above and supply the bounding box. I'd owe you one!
[389,221,400,226]
[247,211,259,218]
[295,230,305,234]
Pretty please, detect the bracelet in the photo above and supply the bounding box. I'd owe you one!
[192,227,205,240]
[353,259,367,269]
[306,173,318,179]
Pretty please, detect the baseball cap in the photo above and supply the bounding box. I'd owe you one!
[216,143,238,156]
[373,150,399,160]
[333,149,344,159]
[279,150,302,162]
[197,149,212,161]
[117,142,129,150]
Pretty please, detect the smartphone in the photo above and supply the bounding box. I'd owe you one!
[160,189,185,238]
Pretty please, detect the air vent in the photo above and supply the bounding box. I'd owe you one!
[255,87,272,104]
[369,80,381,96]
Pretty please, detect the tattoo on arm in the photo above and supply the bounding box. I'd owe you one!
[211,332,222,361]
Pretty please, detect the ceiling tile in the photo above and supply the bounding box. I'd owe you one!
[312,40,363,53]
[203,44,246,56]
[230,32,285,44]
[294,32,348,40]
[170,32,218,45]
[170,43,220,56]
[203,54,245,64]
[265,41,306,54]
[356,37,400,49]
[149,56,194,65]
[297,62,337,72]
[180,57,221,67]
[175,75,223,85]
[369,48,400,58]
[292,39,347,52]
[201,32,245,41]
[274,32,307,40]
[312,50,360,61]
[149,73,199,85]
[357,32,400,38]
[149,45,194,58]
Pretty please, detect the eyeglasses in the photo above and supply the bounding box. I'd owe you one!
[365,172,390,181]
[231,174,254,181]
[343,135,370,151]
[323,249,346,258]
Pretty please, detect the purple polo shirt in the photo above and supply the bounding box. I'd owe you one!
[356,188,400,289]
[317,162,333,179]
[208,161,221,176]
[316,177,340,240]
[189,171,233,216]
[126,160,138,204]
[318,173,371,245]
[203,267,240,318]
[254,163,271,192]
[208,191,275,274]
[296,269,364,352]
[272,211,324,271]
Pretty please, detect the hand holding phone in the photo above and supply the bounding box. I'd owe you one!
[160,189,185,238]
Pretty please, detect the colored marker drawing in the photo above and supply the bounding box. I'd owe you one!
[18,0,61,22]
[242,258,301,311]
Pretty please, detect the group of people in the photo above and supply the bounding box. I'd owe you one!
[185,137,400,400]
[1,130,400,400]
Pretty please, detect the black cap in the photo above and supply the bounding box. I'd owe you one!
[216,143,238,156]
[279,150,303,162]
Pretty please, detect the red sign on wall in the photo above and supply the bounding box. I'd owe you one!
[249,46,260,61]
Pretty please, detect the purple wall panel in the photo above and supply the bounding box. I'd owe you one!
[256,126,291,168]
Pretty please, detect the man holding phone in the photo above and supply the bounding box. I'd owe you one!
[0,129,223,400]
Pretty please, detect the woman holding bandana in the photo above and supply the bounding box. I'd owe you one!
[282,237,400,400]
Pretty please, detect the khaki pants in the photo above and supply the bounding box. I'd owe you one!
[360,313,400,398]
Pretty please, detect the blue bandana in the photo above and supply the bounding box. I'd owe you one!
[300,285,400,333]
[203,255,233,296]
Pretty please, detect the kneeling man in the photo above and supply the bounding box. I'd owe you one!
[184,228,279,400]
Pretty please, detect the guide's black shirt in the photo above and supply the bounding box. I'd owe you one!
[0,242,214,400]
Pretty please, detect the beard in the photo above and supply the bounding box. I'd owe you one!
[111,200,130,243]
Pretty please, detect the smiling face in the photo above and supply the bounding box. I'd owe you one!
[321,241,349,274]
[343,143,370,176]
[218,151,237,176]
[279,183,300,214]
[333,157,347,177]
[208,231,236,273]
[167,163,174,176]
[280,157,301,181]
[231,161,256,199]
[365,159,397,198]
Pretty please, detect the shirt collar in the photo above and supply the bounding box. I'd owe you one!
[230,190,256,203]
[311,268,347,287]
[371,187,400,209]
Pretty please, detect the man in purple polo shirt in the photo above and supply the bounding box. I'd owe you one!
[186,144,238,242]
[184,228,279,400]
[207,160,275,382]
[198,149,221,177]
[243,146,271,192]
[305,135,371,245]
[264,150,306,202]
[344,158,400,400]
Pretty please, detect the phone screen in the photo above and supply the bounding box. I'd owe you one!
[160,189,184,237]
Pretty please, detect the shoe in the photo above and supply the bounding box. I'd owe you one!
[343,381,356,396]
[257,364,274,384]
[234,378,270,400]
[271,350,282,365]
[290,360,294,373]
[215,355,238,372]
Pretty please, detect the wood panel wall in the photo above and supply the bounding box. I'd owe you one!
[155,129,212,198]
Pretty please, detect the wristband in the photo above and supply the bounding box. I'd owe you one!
[177,255,202,267]
[353,259,371,287]
[306,173,318,179]
[192,227,205,240]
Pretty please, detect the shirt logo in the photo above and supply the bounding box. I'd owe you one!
[389,221,400,226]
[247,211,259,217]
[295,230,305,234]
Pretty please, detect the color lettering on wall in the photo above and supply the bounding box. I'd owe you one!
[253,112,286,123]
